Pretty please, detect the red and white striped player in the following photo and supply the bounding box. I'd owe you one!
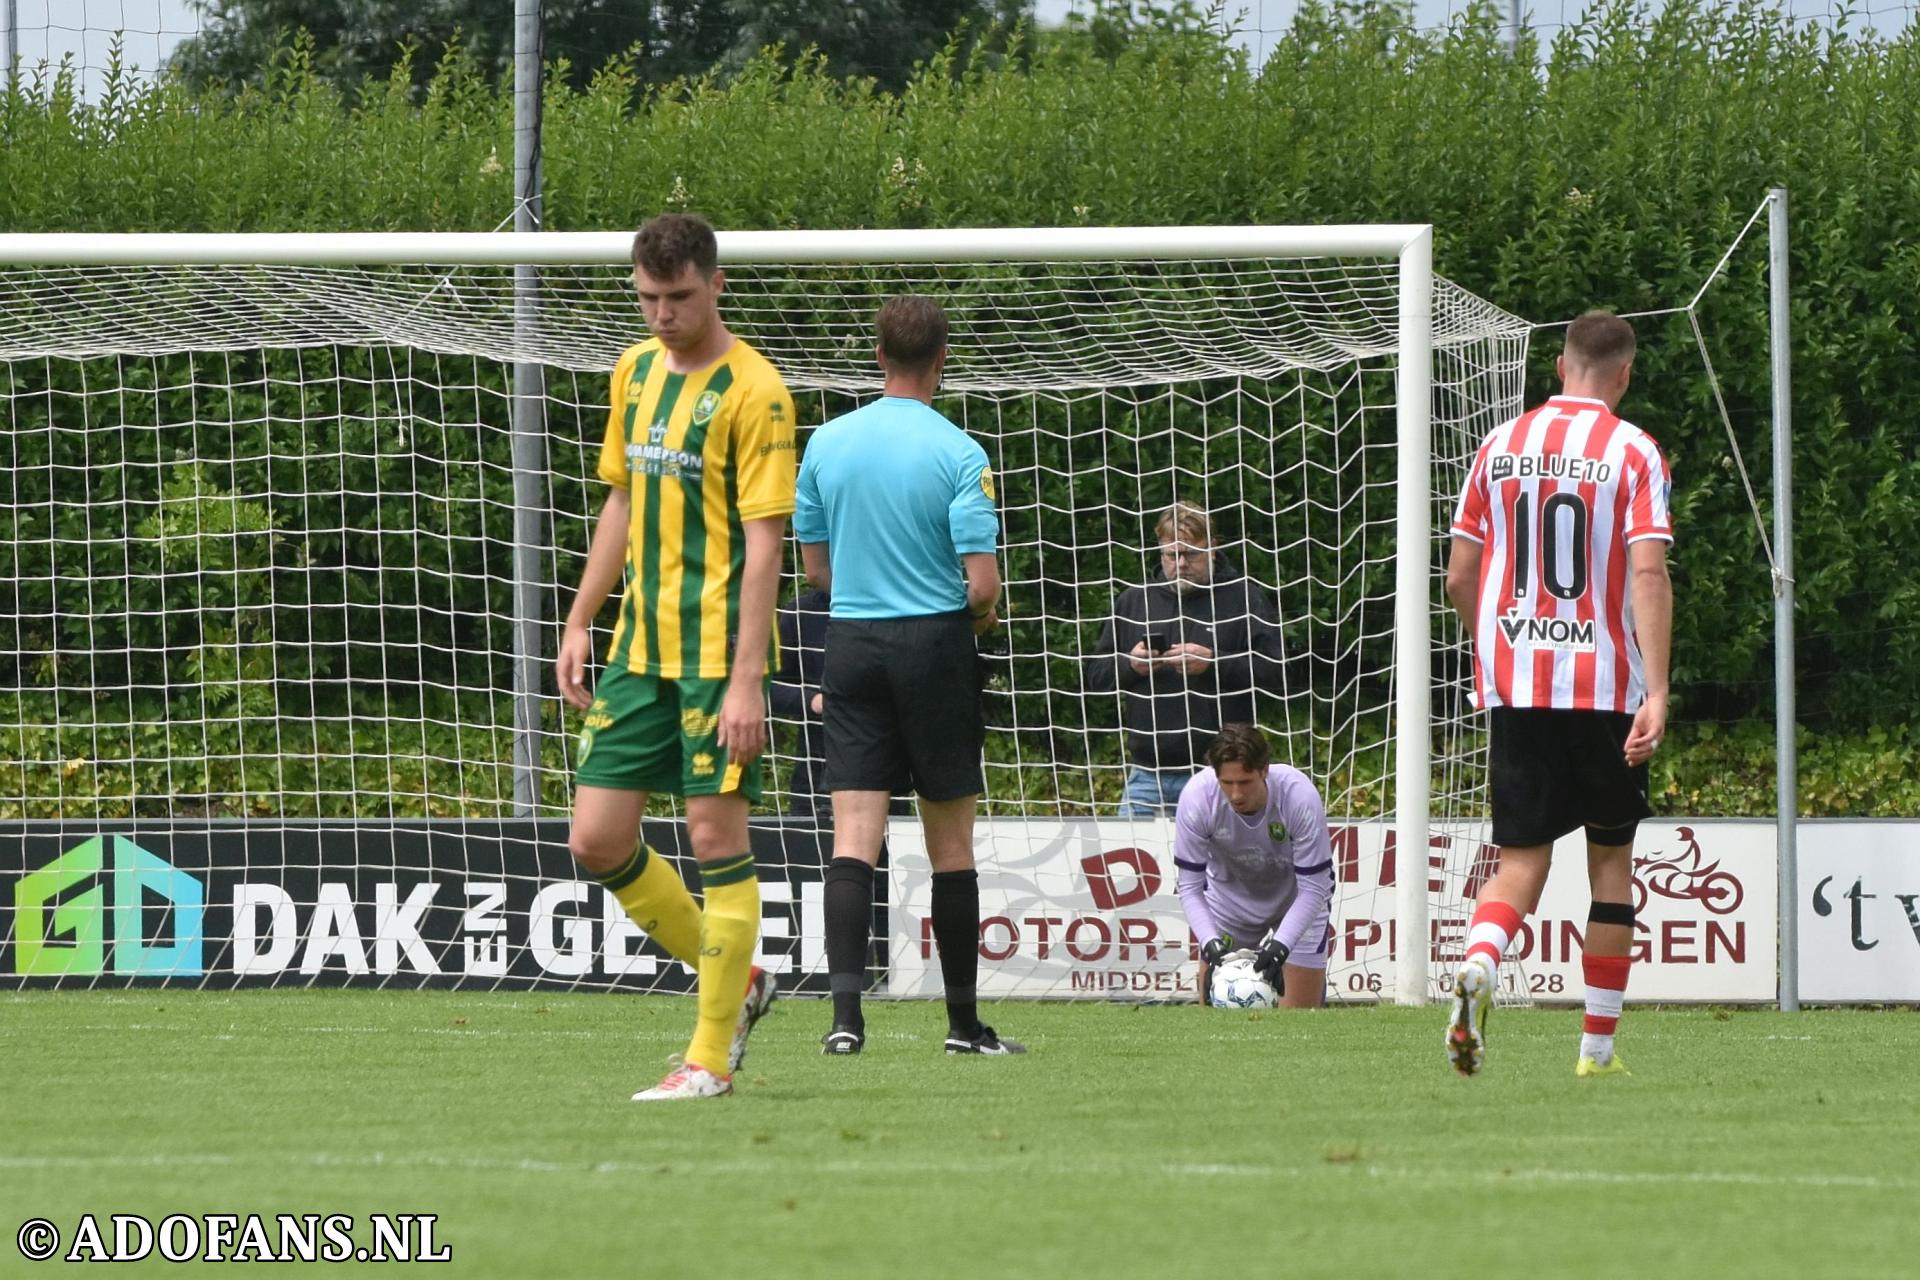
[1442,311,1674,1079]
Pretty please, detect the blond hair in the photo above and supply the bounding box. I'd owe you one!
[1155,501,1212,547]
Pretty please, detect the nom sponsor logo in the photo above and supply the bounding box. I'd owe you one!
[1498,611,1596,651]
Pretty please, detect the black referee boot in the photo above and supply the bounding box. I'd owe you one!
[943,1024,1026,1055]
[821,1027,866,1055]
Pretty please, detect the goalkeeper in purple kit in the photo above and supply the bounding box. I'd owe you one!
[1175,724,1334,1008]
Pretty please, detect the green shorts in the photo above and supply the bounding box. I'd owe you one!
[573,664,765,801]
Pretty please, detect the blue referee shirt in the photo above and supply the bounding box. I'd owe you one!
[793,396,999,619]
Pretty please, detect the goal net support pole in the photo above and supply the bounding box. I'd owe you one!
[1394,228,1433,1006]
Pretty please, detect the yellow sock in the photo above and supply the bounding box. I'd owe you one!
[596,846,701,968]
[685,854,760,1075]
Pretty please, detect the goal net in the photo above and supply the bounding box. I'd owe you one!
[0,228,1529,1003]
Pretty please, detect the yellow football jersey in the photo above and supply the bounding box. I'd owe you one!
[597,337,797,679]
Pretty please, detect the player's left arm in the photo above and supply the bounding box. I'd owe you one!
[952,448,1001,633]
[1622,445,1674,766]
[1264,782,1337,963]
[720,517,784,764]
[719,373,799,764]
[800,540,831,592]
[1623,538,1672,765]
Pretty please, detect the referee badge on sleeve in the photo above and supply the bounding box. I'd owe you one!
[980,467,996,501]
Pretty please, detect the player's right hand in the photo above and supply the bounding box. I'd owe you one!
[1199,936,1232,967]
[1624,692,1667,766]
[556,625,594,710]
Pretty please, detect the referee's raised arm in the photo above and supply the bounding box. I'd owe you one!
[793,296,1022,1058]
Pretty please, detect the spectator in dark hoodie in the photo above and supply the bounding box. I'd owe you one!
[1083,502,1289,816]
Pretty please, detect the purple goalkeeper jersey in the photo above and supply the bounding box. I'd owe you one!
[1173,764,1336,955]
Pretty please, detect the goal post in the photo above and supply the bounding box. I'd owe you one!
[0,225,1522,1005]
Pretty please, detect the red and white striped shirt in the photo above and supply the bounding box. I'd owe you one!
[1451,395,1673,713]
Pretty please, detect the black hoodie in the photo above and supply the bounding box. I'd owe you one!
[1082,554,1288,770]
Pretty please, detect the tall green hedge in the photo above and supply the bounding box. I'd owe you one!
[2,1,1917,815]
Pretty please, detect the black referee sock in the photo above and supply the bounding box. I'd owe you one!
[823,857,875,1032]
[930,868,981,1037]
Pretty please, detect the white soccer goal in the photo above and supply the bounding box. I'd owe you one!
[0,227,1528,1005]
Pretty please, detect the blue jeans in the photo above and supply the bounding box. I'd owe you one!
[1119,766,1192,817]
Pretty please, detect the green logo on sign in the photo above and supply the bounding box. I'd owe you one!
[12,837,205,977]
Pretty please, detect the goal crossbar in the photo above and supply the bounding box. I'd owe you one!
[0,225,1433,266]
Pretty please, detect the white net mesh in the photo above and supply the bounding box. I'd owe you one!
[0,247,1529,1001]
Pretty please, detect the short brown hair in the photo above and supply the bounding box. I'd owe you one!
[1563,310,1635,372]
[632,213,718,280]
[1155,501,1212,548]
[1205,723,1272,774]
[875,296,948,374]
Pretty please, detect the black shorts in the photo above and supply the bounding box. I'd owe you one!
[1488,707,1652,848]
[821,611,985,801]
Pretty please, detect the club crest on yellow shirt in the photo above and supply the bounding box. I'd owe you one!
[692,390,722,426]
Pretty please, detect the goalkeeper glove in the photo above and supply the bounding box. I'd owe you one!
[1199,935,1233,968]
[1252,938,1290,994]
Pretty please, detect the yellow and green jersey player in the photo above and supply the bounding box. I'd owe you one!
[557,212,795,1102]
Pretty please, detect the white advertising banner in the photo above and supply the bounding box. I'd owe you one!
[888,817,1777,1002]
[1465,819,1774,1003]
[1796,822,1920,1002]
[887,820,1197,1000]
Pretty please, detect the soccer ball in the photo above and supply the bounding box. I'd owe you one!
[1208,950,1278,1009]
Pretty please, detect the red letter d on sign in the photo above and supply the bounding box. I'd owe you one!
[1081,848,1162,910]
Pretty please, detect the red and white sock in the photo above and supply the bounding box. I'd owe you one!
[1580,954,1632,1064]
[1461,900,1524,983]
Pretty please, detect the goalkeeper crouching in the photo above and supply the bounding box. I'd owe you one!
[1177,724,1333,1008]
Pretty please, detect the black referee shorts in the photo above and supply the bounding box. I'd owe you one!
[1488,707,1653,849]
[821,611,985,802]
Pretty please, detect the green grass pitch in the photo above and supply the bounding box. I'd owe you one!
[3,991,1913,1278]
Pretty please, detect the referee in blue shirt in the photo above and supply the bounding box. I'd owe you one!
[793,296,1022,1057]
